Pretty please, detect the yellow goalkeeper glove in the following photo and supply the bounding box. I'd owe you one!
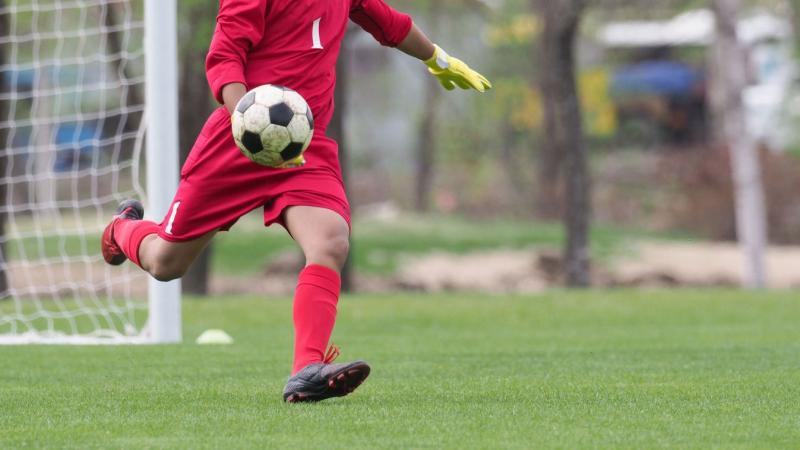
[425,45,492,93]
[277,155,306,169]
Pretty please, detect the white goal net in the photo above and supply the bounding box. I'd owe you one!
[0,0,178,344]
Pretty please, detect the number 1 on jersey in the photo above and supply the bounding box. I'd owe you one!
[312,18,323,49]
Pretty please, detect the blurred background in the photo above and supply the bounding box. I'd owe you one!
[210,0,800,295]
[2,0,800,301]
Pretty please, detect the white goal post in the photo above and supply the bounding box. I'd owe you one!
[144,0,181,343]
[0,0,181,344]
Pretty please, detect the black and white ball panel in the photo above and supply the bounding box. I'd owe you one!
[287,115,311,143]
[268,103,295,128]
[254,85,285,108]
[283,90,308,115]
[241,131,264,154]
[305,108,314,131]
[242,104,270,132]
[260,124,291,153]
[236,90,256,114]
[232,84,315,167]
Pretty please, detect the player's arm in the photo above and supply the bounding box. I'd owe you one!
[206,0,267,113]
[395,24,435,61]
[222,83,248,115]
[399,26,492,93]
[349,0,491,93]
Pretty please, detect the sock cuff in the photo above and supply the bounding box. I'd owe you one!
[119,220,160,267]
[298,264,341,297]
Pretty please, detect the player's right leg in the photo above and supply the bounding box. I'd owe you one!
[102,199,216,281]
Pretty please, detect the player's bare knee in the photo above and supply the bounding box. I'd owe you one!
[327,235,350,264]
[150,265,179,282]
[149,255,188,282]
[150,265,186,282]
[306,235,349,269]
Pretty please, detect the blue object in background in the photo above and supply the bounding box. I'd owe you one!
[612,61,702,98]
[53,122,103,171]
[3,69,107,172]
[5,122,103,172]
[1,68,35,91]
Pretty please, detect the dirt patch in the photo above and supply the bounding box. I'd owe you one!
[394,241,800,292]
[612,241,800,289]
[3,261,150,299]
[395,250,548,293]
[209,240,800,295]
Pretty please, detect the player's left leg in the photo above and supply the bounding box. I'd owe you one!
[281,205,370,403]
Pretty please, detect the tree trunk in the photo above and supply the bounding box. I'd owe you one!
[414,75,441,213]
[537,0,590,287]
[413,4,442,213]
[177,1,217,296]
[0,0,9,298]
[536,33,564,218]
[103,2,144,111]
[711,0,768,288]
[330,28,355,292]
[102,1,144,160]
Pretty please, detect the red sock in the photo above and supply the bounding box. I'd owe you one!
[113,219,160,268]
[292,264,340,374]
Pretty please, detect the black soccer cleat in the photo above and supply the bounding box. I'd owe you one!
[283,346,371,403]
[101,200,145,266]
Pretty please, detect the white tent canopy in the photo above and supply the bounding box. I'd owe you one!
[599,9,792,48]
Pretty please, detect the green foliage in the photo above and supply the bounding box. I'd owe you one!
[1,291,799,448]
[178,0,217,54]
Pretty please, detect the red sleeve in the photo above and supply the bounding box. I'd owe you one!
[205,0,268,104]
[349,0,413,47]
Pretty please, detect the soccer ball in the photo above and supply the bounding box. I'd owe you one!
[231,85,314,167]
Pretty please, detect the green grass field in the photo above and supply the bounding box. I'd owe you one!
[1,290,798,449]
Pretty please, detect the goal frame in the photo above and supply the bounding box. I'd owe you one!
[143,0,181,344]
[0,0,182,345]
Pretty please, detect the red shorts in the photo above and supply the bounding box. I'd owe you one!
[157,107,350,242]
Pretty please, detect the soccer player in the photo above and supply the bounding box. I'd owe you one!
[102,0,490,403]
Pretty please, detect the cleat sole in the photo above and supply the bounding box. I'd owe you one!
[285,362,370,404]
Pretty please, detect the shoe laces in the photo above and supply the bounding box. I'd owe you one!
[116,207,136,220]
[323,344,340,364]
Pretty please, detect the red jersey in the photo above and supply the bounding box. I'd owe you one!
[157,0,412,242]
[205,0,413,136]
